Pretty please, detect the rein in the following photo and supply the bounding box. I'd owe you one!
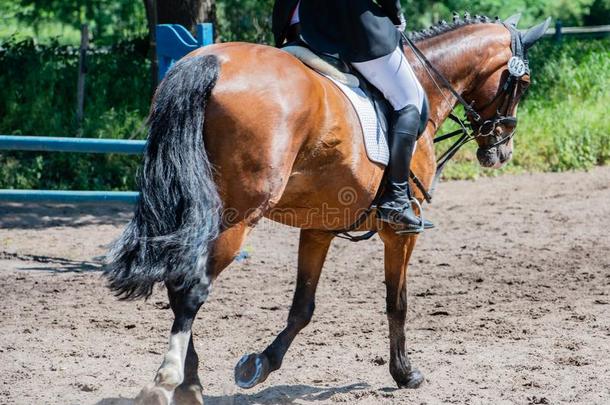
[334,25,527,242]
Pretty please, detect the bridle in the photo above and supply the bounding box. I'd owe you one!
[467,25,530,150]
[401,23,530,201]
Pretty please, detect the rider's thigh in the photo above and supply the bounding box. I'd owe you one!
[352,47,425,112]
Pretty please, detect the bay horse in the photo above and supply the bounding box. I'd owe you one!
[104,14,549,404]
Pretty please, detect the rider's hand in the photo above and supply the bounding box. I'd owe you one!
[396,13,407,33]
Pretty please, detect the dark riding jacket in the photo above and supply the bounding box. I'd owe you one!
[272,0,402,63]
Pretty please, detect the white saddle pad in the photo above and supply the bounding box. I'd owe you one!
[324,75,389,166]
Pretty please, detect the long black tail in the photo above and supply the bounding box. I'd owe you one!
[104,54,222,299]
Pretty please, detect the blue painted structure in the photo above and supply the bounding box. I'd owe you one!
[156,23,214,81]
[0,135,144,203]
[0,190,139,203]
[0,135,145,154]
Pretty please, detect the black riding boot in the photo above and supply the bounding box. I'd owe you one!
[377,104,434,232]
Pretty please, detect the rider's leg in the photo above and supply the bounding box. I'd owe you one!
[377,104,434,229]
[352,47,434,231]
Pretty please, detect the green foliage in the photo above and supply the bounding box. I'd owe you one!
[400,0,609,27]
[519,39,610,171]
[216,0,275,43]
[0,37,150,190]
[585,0,610,25]
[0,0,147,44]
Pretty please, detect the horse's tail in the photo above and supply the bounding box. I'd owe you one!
[104,54,222,300]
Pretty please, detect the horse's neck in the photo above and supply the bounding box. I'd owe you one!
[412,26,502,129]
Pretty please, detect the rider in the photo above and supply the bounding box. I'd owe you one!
[272,0,434,232]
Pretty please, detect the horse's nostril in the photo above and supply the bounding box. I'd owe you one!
[477,147,500,167]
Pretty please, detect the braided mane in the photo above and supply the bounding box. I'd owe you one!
[408,12,503,42]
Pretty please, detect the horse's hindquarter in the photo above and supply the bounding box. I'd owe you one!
[198,43,384,230]
[273,69,386,229]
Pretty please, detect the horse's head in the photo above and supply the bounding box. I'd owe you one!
[464,15,551,168]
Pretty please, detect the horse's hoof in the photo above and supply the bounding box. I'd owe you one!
[134,384,173,405]
[234,353,270,389]
[395,368,425,389]
[174,383,204,405]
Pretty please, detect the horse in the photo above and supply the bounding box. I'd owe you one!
[104,14,550,404]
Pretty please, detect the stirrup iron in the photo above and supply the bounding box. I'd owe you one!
[396,197,425,235]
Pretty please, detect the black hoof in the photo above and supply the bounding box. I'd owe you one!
[234,353,270,389]
[395,368,425,389]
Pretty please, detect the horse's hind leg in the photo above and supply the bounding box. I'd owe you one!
[135,281,210,405]
[379,229,424,388]
[173,336,204,404]
[174,222,250,403]
[136,223,249,405]
[234,229,334,388]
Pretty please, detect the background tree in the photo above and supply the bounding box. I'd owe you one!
[144,0,216,33]
[143,0,216,87]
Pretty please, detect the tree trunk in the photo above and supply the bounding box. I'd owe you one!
[144,0,159,91]
[147,0,216,33]
[143,0,216,90]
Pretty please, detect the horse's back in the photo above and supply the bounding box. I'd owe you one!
[193,43,383,229]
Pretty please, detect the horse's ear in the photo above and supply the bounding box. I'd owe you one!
[504,13,522,27]
[522,17,552,49]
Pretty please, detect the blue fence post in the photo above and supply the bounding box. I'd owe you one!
[197,23,214,47]
[156,23,215,82]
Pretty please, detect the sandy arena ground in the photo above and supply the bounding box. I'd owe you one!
[1,167,609,405]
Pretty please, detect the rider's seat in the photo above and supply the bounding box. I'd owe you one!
[281,40,429,138]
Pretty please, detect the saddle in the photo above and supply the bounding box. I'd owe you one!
[282,41,429,140]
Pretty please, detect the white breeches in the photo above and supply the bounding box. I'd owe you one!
[352,47,425,112]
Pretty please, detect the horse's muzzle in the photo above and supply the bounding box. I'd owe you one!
[477,142,513,168]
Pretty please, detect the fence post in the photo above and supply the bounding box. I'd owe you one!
[76,24,89,135]
[554,20,563,43]
[197,23,214,46]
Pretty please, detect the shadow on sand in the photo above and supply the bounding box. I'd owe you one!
[0,202,132,230]
[95,382,370,405]
[1,251,103,272]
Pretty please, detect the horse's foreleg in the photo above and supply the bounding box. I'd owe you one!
[135,281,210,405]
[234,229,334,389]
[380,229,424,389]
